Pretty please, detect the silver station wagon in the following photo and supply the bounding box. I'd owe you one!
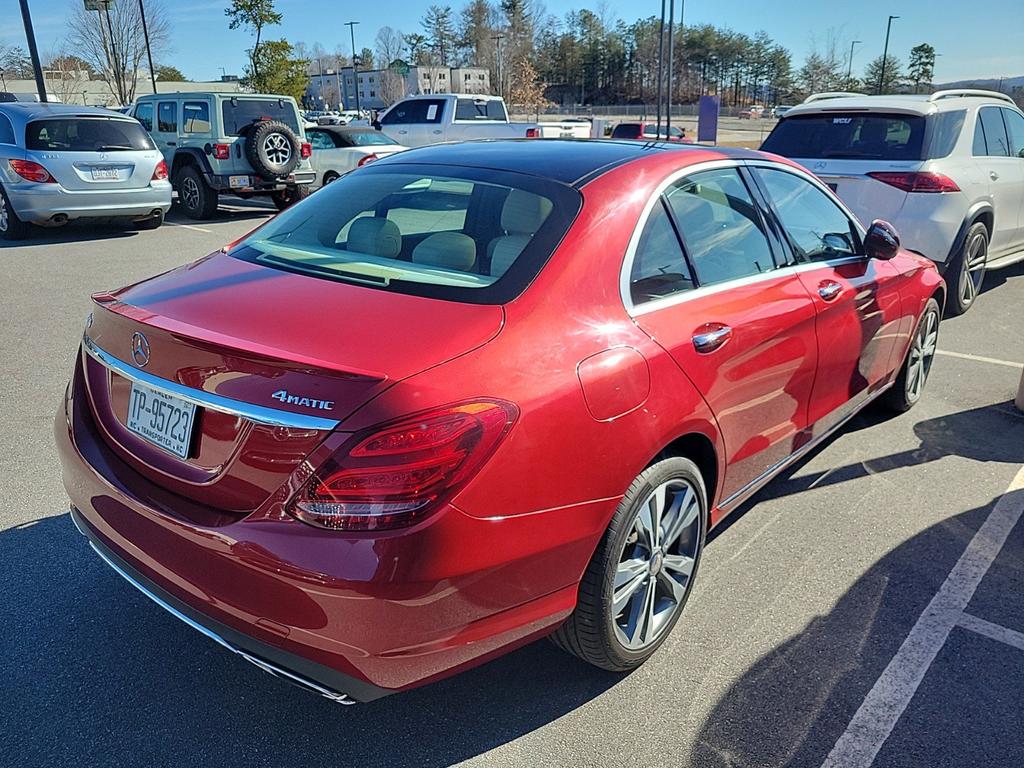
[0,103,171,240]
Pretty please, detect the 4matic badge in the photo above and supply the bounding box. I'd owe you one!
[271,390,335,411]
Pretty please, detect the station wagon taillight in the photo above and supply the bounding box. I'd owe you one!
[867,171,961,193]
[151,160,168,181]
[212,143,231,160]
[9,159,54,183]
[288,400,518,531]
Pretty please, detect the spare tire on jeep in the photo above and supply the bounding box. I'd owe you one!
[244,120,300,180]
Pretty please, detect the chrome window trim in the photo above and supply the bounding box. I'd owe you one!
[620,158,869,318]
[82,334,340,431]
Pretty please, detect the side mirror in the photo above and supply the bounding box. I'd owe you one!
[864,219,900,260]
[372,120,382,131]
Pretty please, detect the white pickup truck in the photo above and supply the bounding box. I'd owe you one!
[374,94,591,147]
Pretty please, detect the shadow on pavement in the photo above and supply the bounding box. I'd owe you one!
[2,514,621,768]
[0,221,141,248]
[691,493,1020,768]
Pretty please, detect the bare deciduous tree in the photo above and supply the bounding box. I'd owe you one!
[67,0,169,105]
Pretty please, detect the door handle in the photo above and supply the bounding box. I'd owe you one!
[990,171,1000,181]
[166,141,176,146]
[432,129,443,135]
[818,280,843,302]
[692,322,732,354]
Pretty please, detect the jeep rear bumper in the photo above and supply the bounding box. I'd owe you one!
[205,171,315,192]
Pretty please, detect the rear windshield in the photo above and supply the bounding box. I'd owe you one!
[343,131,399,146]
[454,99,507,121]
[761,113,927,160]
[230,163,582,304]
[25,118,155,151]
[221,98,300,137]
[611,124,640,138]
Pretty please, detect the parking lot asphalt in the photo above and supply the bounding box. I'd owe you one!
[2,202,1023,768]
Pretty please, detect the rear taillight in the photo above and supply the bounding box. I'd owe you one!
[212,143,230,160]
[288,400,518,532]
[152,160,168,181]
[356,153,378,167]
[300,142,312,159]
[867,171,961,193]
[9,159,54,183]
[525,128,539,138]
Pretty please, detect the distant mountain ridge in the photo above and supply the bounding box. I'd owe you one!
[936,75,1024,90]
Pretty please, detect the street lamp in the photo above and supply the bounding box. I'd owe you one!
[878,15,899,94]
[345,20,361,113]
[847,40,862,82]
[490,34,504,98]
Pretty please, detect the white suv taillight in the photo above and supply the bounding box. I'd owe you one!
[867,171,961,193]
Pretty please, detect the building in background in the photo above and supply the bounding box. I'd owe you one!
[2,76,242,107]
[305,66,491,111]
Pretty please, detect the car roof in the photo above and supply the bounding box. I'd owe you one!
[785,90,1019,118]
[371,138,764,186]
[0,102,130,123]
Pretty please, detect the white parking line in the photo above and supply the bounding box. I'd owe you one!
[165,221,213,234]
[935,349,1024,370]
[958,613,1024,653]
[820,463,1024,768]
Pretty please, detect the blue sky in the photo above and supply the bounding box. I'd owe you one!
[4,0,1022,83]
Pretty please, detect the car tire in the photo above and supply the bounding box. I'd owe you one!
[132,210,164,231]
[271,184,310,211]
[322,171,340,185]
[0,184,33,241]
[946,222,987,316]
[176,166,218,220]
[245,120,300,180]
[550,456,706,671]
[881,297,941,413]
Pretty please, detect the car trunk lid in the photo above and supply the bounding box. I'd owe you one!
[80,252,504,514]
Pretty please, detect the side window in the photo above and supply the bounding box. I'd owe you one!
[157,101,177,133]
[979,107,1009,156]
[1001,109,1024,159]
[0,113,14,144]
[308,130,334,150]
[665,168,776,286]
[629,199,695,304]
[753,167,860,263]
[135,103,153,132]
[972,113,988,155]
[926,110,965,159]
[182,101,210,133]
[381,99,445,125]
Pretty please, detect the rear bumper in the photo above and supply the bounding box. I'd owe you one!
[206,171,316,192]
[55,359,605,698]
[890,193,967,266]
[8,181,172,224]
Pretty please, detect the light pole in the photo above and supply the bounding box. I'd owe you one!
[878,15,899,94]
[490,34,504,98]
[17,0,46,102]
[138,0,157,93]
[346,20,361,113]
[847,40,861,82]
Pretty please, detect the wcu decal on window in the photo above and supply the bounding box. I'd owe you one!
[272,390,335,411]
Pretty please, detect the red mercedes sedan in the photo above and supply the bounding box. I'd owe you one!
[57,139,943,703]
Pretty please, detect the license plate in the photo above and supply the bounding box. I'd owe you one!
[229,175,250,189]
[126,381,197,459]
[91,167,119,180]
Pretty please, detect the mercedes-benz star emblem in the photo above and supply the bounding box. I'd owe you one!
[131,332,151,367]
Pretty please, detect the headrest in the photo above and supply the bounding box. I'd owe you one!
[347,217,402,259]
[501,190,553,234]
[488,233,532,278]
[412,231,477,271]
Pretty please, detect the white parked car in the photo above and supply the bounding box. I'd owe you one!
[374,94,590,147]
[306,126,407,186]
[761,89,1024,314]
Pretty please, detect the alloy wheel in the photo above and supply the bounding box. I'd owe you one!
[263,133,292,165]
[0,195,8,233]
[906,309,938,403]
[612,478,702,650]
[181,177,200,210]
[959,232,987,308]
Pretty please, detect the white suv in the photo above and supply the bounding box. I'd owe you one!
[761,89,1024,314]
